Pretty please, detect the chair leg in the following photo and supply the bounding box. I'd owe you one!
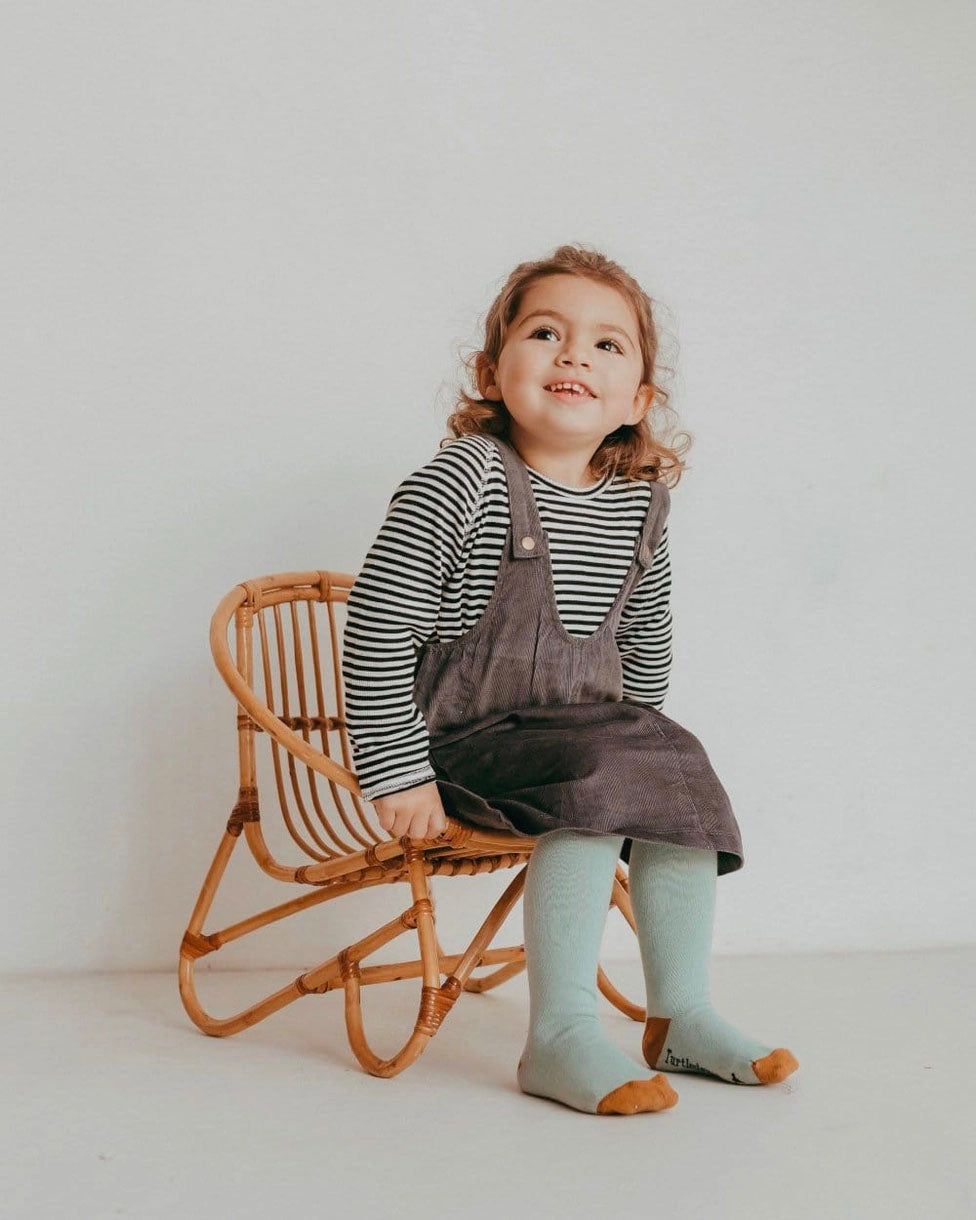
[344,844,530,1077]
[342,844,451,1076]
[179,823,333,1036]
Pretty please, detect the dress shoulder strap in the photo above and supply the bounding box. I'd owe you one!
[485,433,546,563]
[636,479,671,569]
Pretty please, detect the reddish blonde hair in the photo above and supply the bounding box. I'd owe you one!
[443,243,691,487]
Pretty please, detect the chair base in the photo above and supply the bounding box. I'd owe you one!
[179,816,648,1078]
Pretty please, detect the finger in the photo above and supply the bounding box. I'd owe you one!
[398,811,418,840]
[408,810,432,840]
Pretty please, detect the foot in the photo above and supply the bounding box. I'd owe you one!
[518,1017,680,1114]
[642,1006,798,1085]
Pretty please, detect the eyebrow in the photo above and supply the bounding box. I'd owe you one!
[518,309,634,346]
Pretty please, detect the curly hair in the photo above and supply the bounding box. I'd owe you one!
[443,243,692,487]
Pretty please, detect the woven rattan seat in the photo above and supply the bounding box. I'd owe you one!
[178,570,647,1077]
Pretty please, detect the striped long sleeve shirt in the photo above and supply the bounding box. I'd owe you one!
[341,433,673,802]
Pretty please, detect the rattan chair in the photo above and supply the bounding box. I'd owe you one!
[178,570,647,1077]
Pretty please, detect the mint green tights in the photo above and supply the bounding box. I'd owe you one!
[628,837,777,1085]
[517,829,778,1113]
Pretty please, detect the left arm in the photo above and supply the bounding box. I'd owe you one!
[615,523,672,709]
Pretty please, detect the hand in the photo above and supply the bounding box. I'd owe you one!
[371,781,449,841]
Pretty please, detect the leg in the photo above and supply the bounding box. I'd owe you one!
[517,828,679,1114]
[628,839,799,1085]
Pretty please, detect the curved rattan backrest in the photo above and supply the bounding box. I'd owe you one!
[211,569,390,863]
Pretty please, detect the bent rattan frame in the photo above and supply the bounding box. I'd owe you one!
[178,570,648,1077]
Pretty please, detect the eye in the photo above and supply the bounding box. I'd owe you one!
[529,326,623,353]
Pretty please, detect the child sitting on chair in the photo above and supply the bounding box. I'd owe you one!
[341,243,798,1115]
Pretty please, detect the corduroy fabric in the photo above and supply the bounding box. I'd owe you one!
[413,432,745,875]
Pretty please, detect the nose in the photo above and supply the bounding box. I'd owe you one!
[558,347,591,368]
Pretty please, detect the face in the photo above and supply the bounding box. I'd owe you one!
[485,274,652,453]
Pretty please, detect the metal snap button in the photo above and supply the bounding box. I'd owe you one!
[520,535,536,550]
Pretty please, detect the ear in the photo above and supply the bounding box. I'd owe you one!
[628,383,655,425]
[476,353,500,400]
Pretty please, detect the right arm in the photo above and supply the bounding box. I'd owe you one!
[341,437,487,837]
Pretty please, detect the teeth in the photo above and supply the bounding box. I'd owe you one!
[548,383,588,395]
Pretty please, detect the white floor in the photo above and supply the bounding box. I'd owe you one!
[3,947,973,1220]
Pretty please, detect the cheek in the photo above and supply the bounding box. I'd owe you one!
[504,352,544,389]
[509,347,539,373]
[604,369,640,399]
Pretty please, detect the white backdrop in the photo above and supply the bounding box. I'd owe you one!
[2,1,973,973]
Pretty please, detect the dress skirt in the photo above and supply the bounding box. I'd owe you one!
[428,698,744,876]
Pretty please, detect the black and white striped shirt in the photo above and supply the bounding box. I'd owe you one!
[341,433,673,801]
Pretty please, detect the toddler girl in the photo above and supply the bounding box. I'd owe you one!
[342,243,798,1115]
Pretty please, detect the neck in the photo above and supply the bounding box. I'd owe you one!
[507,430,604,489]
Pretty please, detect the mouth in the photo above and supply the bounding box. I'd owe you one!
[543,381,596,401]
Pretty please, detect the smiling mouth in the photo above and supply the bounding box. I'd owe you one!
[545,386,595,401]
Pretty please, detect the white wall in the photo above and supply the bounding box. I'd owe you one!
[2,1,973,974]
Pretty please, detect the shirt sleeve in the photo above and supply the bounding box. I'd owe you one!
[340,440,487,801]
[615,522,673,709]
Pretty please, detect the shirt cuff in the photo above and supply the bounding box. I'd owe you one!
[362,767,438,802]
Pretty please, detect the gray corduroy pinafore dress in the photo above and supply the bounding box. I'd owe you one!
[412,433,744,875]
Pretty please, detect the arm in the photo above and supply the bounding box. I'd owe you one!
[341,440,486,801]
[616,523,673,709]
